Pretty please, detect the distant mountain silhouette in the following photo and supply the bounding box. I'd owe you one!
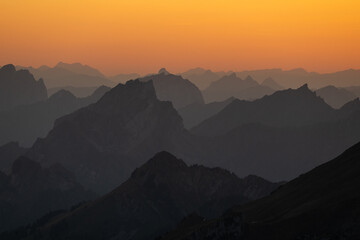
[0,156,95,232]
[261,77,283,90]
[202,73,275,102]
[161,141,360,239]
[0,64,47,111]
[54,62,105,78]
[16,63,114,88]
[109,73,141,83]
[0,86,110,146]
[180,68,229,90]
[316,85,357,109]
[138,69,204,109]
[192,84,358,137]
[27,80,189,193]
[10,152,279,240]
[235,68,360,89]
[178,97,235,129]
[47,86,100,98]
[0,142,27,174]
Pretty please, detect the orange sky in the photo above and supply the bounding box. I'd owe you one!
[0,0,359,75]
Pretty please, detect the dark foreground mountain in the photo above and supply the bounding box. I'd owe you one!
[0,86,110,147]
[178,98,235,129]
[4,152,279,240]
[139,69,204,109]
[27,80,189,193]
[192,84,359,137]
[316,85,357,109]
[0,64,47,111]
[0,142,27,174]
[202,73,275,103]
[16,63,114,88]
[160,141,360,240]
[0,157,95,232]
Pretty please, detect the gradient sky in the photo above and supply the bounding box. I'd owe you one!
[1,0,359,75]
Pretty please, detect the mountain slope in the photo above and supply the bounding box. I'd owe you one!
[178,98,235,129]
[192,84,355,137]
[0,142,27,174]
[0,64,47,111]
[316,85,357,109]
[161,141,360,240]
[139,69,204,109]
[0,86,110,146]
[27,80,188,193]
[13,152,279,240]
[0,157,95,232]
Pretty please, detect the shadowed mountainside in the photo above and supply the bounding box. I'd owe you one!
[5,152,279,240]
[160,140,360,240]
[0,86,110,147]
[316,85,357,109]
[0,64,47,111]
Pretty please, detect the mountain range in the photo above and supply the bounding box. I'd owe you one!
[160,140,360,240]
[16,63,114,88]
[202,73,275,102]
[2,152,280,240]
[316,85,358,109]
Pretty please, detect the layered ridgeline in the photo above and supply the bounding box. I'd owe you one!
[138,68,204,109]
[3,152,280,240]
[192,84,360,137]
[0,64,47,111]
[0,157,95,232]
[202,73,275,102]
[316,85,358,109]
[0,142,27,174]
[235,68,360,89]
[180,68,230,90]
[27,80,191,193]
[16,62,114,88]
[160,141,360,240]
[0,86,110,147]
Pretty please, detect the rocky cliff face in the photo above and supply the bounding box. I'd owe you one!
[0,64,47,111]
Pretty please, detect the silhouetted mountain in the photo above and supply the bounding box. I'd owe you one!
[11,152,279,240]
[0,86,110,146]
[0,64,47,111]
[161,141,360,240]
[16,63,114,88]
[0,156,95,232]
[138,69,204,109]
[109,73,141,83]
[202,73,274,102]
[192,84,355,137]
[178,98,235,129]
[0,142,27,174]
[261,77,283,90]
[54,62,105,78]
[180,68,229,90]
[47,86,100,98]
[236,68,360,89]
[27,80,189,193]
[316,85,357,109]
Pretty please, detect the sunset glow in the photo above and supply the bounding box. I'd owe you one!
[1,0,359,75]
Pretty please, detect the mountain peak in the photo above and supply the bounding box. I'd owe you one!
[158,68,170,75]
[244,75,255,82]
[1,64,16,73]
